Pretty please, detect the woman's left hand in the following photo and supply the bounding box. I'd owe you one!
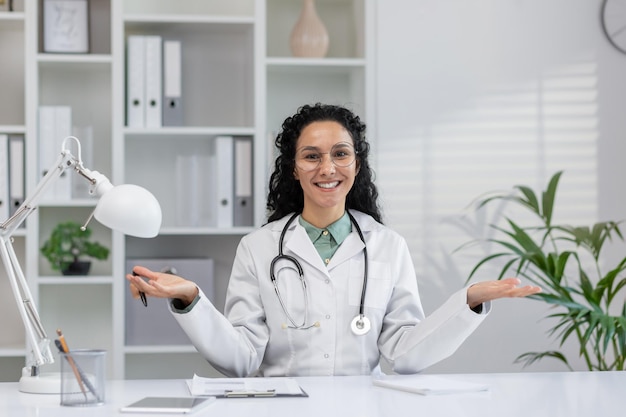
[466,277,541,309]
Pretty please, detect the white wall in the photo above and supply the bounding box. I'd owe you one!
[375,0,626,373]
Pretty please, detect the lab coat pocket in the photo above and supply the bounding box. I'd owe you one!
[348,260,392,310]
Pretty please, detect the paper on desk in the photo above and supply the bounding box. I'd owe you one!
[372,375,489,395]
[187,374,304,397]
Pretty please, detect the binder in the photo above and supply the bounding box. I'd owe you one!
[71,125,93,198]
[0,134,9,221]
[124,258,214,345]
[38,106,72,200]
[233,137,253,227]
[213,136,234,228]
[55,106,73,200]
[8,135,24,217]
[162,40,183,126]
[126,36,146,127]
[144,36,162,128]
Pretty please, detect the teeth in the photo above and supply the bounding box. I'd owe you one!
[317,182,339,189]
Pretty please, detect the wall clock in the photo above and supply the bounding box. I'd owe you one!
[601,0,626,54]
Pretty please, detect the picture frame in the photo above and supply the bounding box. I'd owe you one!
[43,0,89,53]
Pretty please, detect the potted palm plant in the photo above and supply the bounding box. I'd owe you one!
[461,171,626,371]
[40,221,110,276]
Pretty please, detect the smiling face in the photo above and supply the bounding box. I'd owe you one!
[293,121,358,226]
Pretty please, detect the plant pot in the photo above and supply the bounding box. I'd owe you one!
[61,261,92,276]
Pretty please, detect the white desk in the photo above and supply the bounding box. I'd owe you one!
[0,372,624,416]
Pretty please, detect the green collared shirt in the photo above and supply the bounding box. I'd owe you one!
[299,212,352,266]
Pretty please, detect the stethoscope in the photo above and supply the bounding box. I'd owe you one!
[269,211,371,336]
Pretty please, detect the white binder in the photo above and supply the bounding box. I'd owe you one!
[38,106,57,199]
[162,40,183,126]
[8,135,24,217]
[213,136,234,228]
[39,106,72,200]
[144,36,162,128]
[126,36,146,127]
[0,134,9,221]
[233,137,253,227]
[55,106,73,200]
[71,125,93,198]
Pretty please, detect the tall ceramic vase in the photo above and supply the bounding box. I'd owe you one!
[290,0,329,58]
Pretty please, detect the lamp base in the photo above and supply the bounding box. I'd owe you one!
[19,368,61,394]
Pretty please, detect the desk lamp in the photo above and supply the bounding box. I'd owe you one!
[0,136,162,394]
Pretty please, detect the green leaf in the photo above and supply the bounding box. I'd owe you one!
[541,171,562,226]
[514,351,573,371]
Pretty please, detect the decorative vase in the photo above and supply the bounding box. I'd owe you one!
[290,0,329,58]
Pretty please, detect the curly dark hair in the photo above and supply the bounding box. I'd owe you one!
[266,103,382,224]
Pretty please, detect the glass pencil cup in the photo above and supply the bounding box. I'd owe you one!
[60,349,106,406]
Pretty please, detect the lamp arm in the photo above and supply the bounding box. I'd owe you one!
[0,143,85,373]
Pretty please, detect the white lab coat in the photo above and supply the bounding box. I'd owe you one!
[171,210,490,377]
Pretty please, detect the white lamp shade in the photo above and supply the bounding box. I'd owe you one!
[93,184,162,238]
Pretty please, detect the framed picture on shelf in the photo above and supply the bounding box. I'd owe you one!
[43,0,89,53]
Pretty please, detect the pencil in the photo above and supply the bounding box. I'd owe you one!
[56,329,88,400]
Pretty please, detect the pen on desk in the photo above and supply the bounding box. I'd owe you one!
[55,329,88,400]
[132,271,148,307]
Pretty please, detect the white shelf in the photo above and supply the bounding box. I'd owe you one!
[266,57,366,67]
[0,125,25,134]
[36,276,114,285]
[1,0,373,381]
[124,126,255,137]
[0,12,25,24]
[124,14,255,25]
[158,226,255,236]
[37,53,113,67]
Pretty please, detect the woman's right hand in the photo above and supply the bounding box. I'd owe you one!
[126,265,199,307]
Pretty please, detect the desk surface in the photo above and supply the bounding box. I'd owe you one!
[1,371,624,416]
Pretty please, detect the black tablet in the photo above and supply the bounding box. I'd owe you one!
[120,396,216,414]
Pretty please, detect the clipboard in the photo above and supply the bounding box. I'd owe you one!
[186,375,308,398]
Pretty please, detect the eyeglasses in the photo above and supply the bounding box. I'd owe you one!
[295,142,357,172]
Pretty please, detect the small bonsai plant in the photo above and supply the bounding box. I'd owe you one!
[40,221,110,275]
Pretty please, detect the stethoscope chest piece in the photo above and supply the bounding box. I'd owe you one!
[350,314,371,336]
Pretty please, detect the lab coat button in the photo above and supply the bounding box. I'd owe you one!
[325,315,331,319]
[325,279,330,284]
[324,354,329,359]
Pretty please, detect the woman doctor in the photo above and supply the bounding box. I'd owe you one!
[127,103,541,377]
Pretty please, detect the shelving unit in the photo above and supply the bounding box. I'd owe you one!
[0,0,374,381]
